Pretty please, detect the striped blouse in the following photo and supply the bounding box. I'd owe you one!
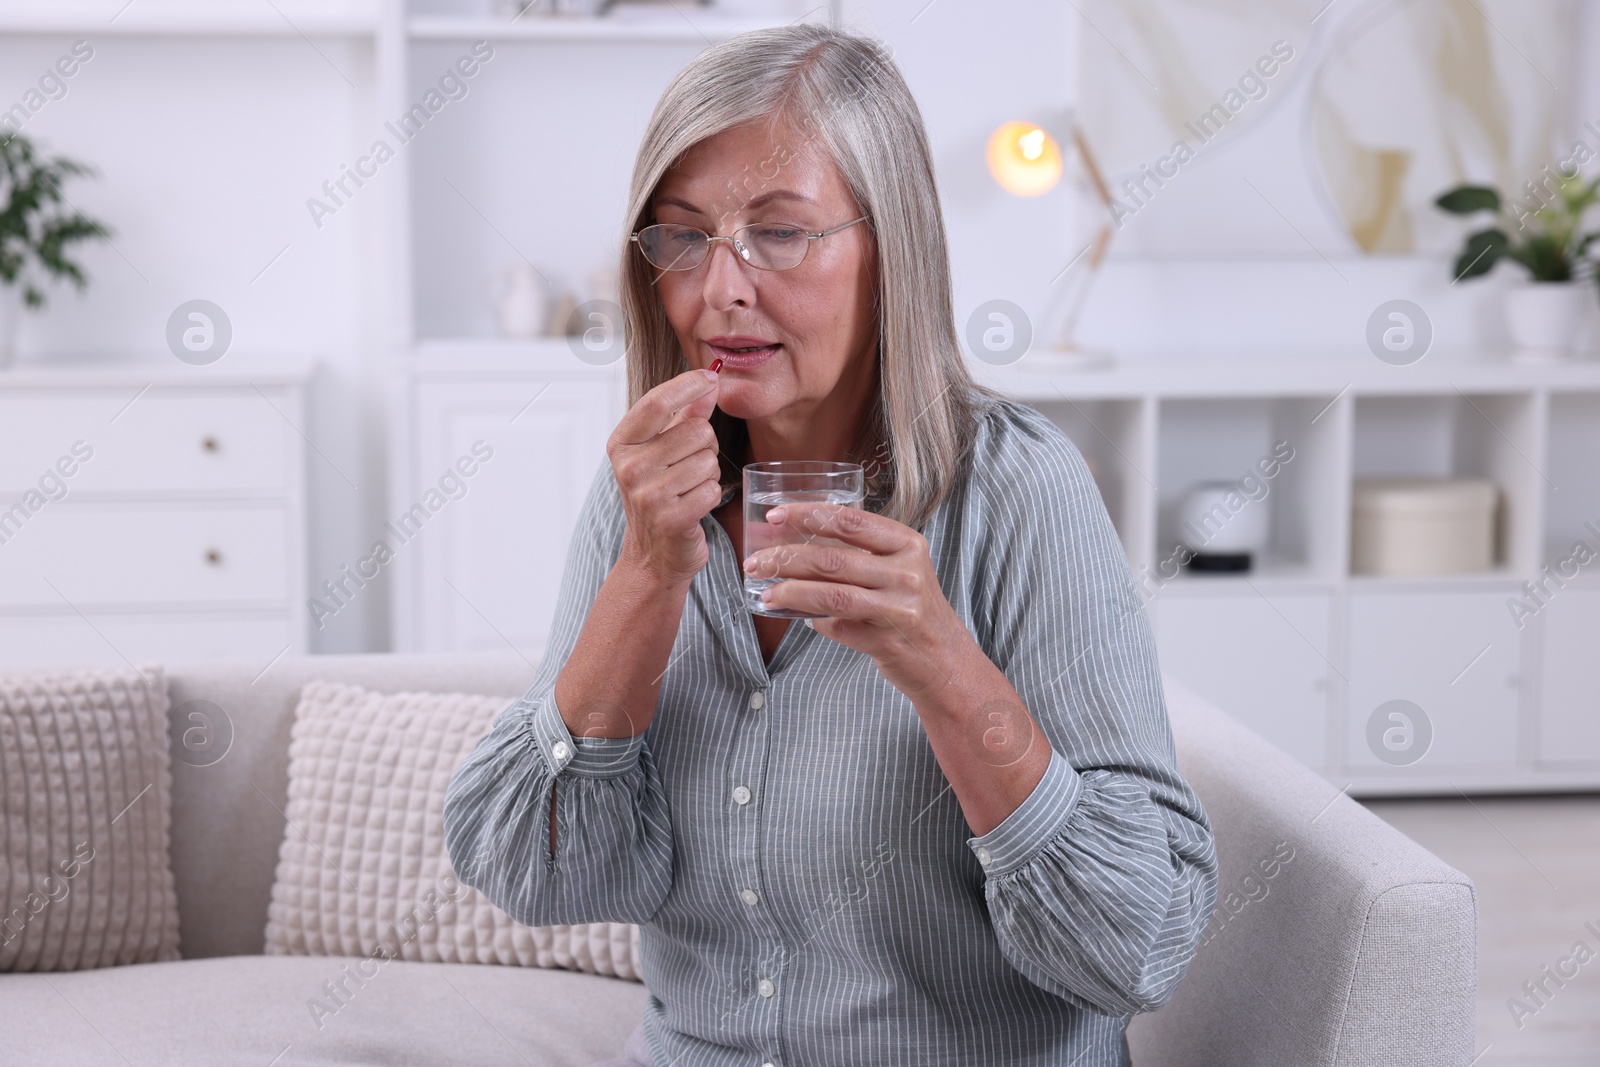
[443,395,1218,1067]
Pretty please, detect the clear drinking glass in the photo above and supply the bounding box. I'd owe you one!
[742,460,865,618]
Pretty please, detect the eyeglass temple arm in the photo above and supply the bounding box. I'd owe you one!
[814,216,869,237]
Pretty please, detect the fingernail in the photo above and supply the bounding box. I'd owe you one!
[766,506,786,524]
[761,586,774,602]
[742,556,757,573]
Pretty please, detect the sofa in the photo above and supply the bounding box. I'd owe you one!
[0,652,1477,1066]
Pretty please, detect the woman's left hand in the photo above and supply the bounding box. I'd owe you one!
[743,503,971,697]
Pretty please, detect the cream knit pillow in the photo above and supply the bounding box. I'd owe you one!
[263,680,641,980]
[0,663,181,971]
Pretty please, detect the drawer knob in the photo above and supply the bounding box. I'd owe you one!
[201,436,219,453]
[204,549,223,566]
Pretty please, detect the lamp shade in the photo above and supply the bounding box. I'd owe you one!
[986,121,1063,197]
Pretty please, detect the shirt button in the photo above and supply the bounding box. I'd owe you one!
[732,786,752,805]
[740,888,759,906]
[748,690,766,711]
[758,978,775,997]
[551,741,570,762]
[975,846,993,867]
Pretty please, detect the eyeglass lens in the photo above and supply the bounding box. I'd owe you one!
[638,224,812,271]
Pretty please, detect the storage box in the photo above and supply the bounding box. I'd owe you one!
[1351,478,1498,576]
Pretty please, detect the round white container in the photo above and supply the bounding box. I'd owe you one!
[1178,481,1270,555]
[1351,478,1498,576]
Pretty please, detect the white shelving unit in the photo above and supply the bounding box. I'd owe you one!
[987,352,1600,795]
[381,0,1599,796]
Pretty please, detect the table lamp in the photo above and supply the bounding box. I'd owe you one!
[986,115,1116,369]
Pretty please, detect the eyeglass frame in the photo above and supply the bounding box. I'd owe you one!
[629,215,871,272]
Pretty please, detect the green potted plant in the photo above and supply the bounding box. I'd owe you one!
[0,132,112,369]
[1435,174,1598,362]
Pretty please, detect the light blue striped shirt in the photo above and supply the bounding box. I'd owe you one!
[444,396,1218,1067]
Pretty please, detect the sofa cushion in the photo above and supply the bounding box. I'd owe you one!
[0,954,652,1066]
[263,681,641,979]
[0,663,181,971]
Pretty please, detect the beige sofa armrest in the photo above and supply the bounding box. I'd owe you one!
[1129,679,1476,1067]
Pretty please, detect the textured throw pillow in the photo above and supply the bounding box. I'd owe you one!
[263,680,642,980]
[0,663,181,971]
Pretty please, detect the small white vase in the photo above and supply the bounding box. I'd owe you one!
[1504,280,1585,363]
[491,264,551,340]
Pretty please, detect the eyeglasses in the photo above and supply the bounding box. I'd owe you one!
[630,216,869,272]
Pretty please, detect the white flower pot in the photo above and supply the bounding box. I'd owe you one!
[0,285,22,370]
[1504,280,1586,363]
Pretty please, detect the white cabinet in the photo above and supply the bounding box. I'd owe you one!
[389,344,624,658]
[1346,590,1522,770]
[1155,592,1332,770]
[1538,586,1600,766]
[0,363,312,667]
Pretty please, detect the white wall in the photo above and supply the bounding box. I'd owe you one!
[1,29,392,652]
[844,0,1600,358]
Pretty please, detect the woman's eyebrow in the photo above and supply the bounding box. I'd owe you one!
[654,190,818,216]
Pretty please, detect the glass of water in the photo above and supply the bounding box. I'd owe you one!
[742,460,865,618]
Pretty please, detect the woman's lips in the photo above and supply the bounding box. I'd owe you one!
[705,340,781,370]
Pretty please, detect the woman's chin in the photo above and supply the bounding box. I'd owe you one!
[713,386,788,423]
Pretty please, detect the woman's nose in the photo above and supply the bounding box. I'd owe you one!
[701,237,756,308]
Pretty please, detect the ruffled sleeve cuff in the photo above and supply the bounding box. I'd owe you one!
[965,746,1085,877]
[523,694,646,780]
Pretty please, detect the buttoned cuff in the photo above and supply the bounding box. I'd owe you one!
[966,747,1084,878]
[523,695,646,779]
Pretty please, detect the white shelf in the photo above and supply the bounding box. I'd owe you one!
[0,5,377,35]
[984,349,1600,400]
[0,353,318,388]
[1157,558,1331,591]
[1346,570,1525,589]
[416,343,1600,396]
[407,13,793,42]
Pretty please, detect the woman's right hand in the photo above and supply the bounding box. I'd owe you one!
[607,367,723,587]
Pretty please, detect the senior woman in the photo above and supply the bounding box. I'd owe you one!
[444,22,1217,1067]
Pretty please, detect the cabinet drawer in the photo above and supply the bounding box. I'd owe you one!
[1346,590,1523,769]
[0,612,298,667]
[0,503,292,608]
[1156,592,1333,769]
[0,389,294,494]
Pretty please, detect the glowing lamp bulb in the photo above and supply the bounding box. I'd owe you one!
[986,121,1063,197]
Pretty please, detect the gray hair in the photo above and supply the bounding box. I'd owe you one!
[617,22,994,530]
